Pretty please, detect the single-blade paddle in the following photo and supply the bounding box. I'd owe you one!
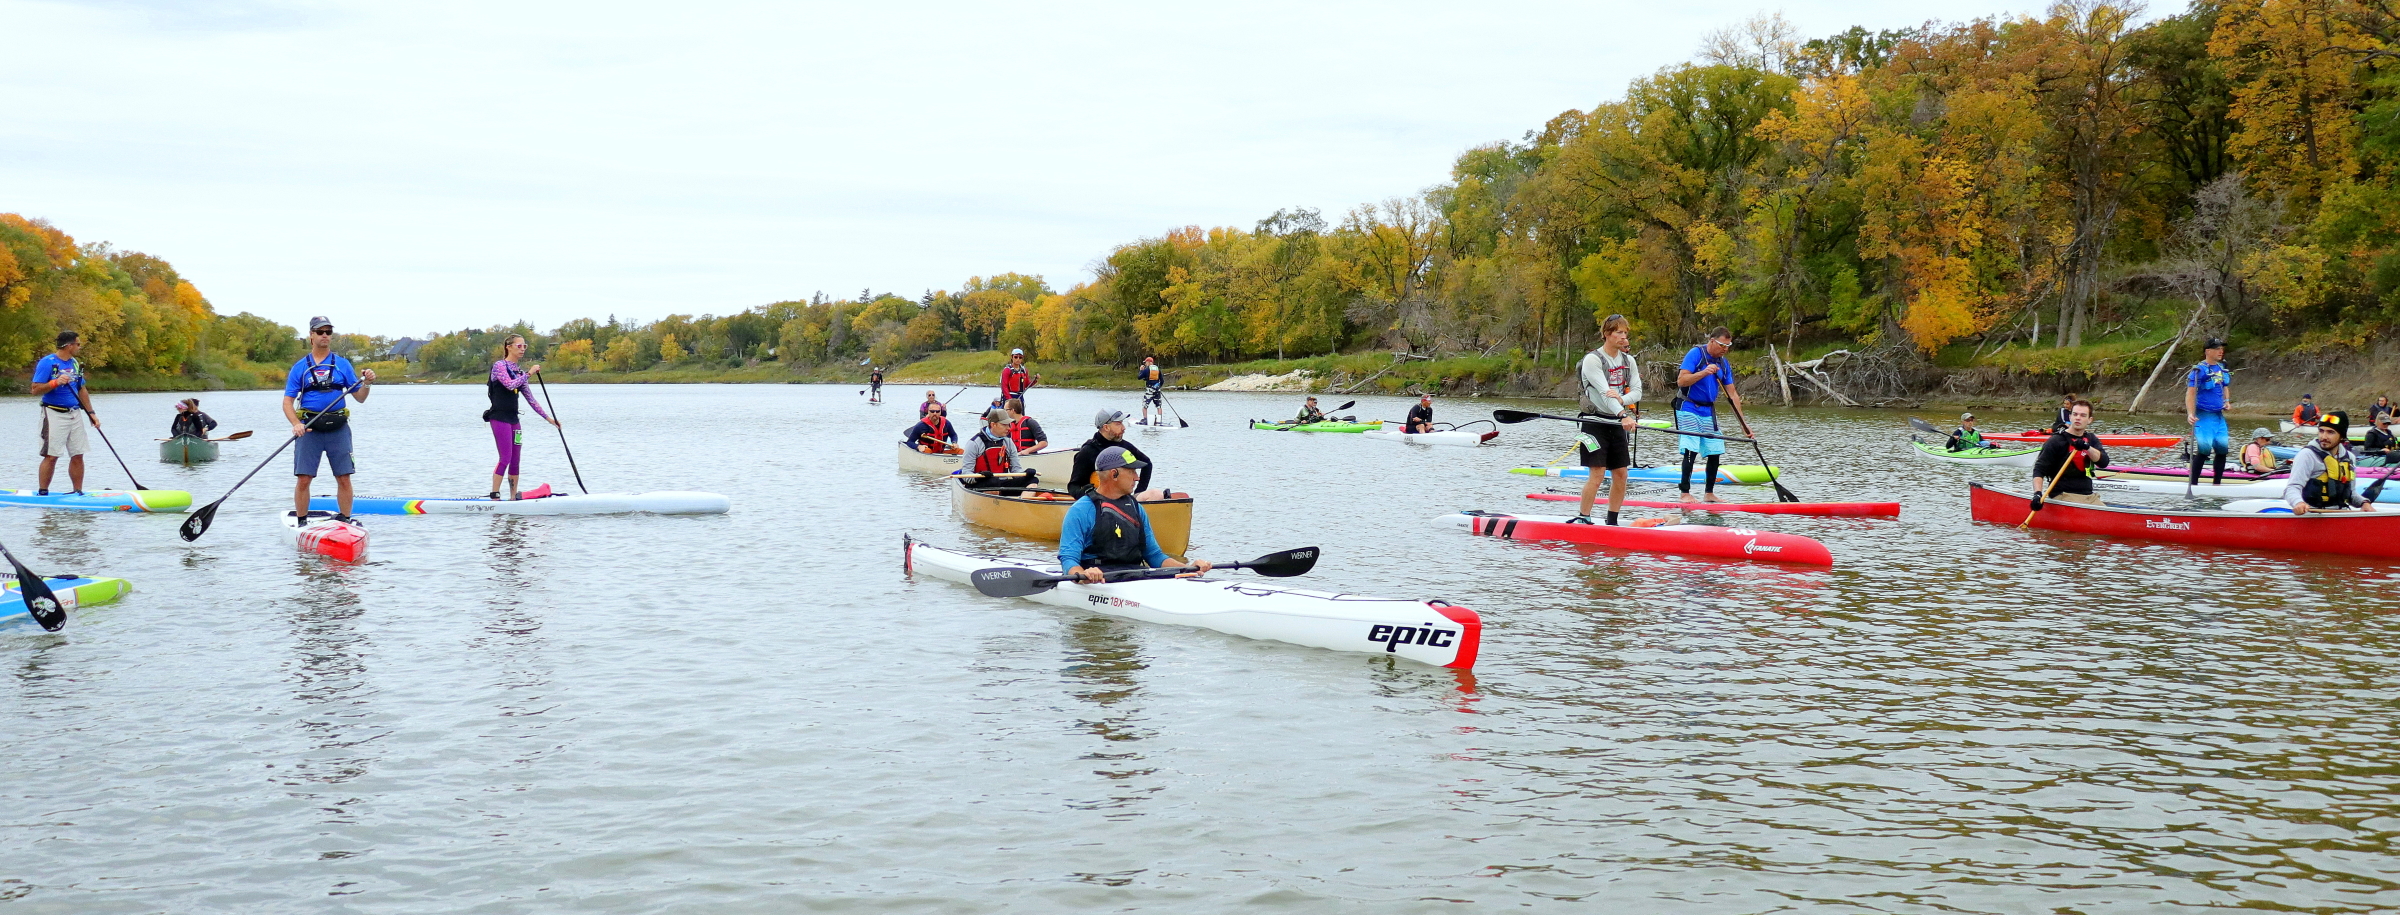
[1492,409,1757,444]
[533,371,589,494]
[83,409,147,491]
[1721,394,1799,502]
[179,382,362,542]
[969,547,1320,598]
[0,542,64,632]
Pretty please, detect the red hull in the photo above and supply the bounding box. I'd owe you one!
[1524,493,1899,517]
[1462,512,1833,566]
[299,522,370,562]
[1985,431,2182,448]
[1967,482,2400,559]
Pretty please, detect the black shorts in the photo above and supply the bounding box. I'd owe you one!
[1578,421,1631,469]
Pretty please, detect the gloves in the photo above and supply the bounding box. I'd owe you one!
[2028,493,2045,511]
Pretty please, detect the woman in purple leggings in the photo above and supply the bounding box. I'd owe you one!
[484,334,556,499]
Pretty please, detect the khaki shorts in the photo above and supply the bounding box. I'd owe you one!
[2054,492,2104,506]
[38,407,87,458]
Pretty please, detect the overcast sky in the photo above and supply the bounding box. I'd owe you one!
[8,0,2030,338]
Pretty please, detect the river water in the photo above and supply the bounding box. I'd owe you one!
[1,382,2394,913]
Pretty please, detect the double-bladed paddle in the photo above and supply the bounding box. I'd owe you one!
[532,371,589,494]
[0,542,64,632]
[179,382,364,542]
[156,431,254,442]
[1492,409,1757,444]
[969,546,1320,598]
[1263,401,1354,429]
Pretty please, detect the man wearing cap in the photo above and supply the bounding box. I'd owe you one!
[963,407,1024,477]
[1673,326,1747,503]
[1404,393,1436,434]
[1000,348,1035,409]
[1945,413,1988,452]
[170,398,217,439]
[2241,428,2283,474]
[285,316,376,522]
[30,330,98,495]
[2185,338,2234,489]
[1069,410,1177,501]
[1292,396,1326,424]
[2287,412,2377,515]
[2292,393,2320,427]
[900,401,958,453]
[2361,413,2396,467]
[1057,445,1210,583]
[1136,356,1165,425]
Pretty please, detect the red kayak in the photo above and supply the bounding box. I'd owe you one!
[1525,493,1898,517]
[1967,482,2400,559]
[1983,430,2183,448]
[1440,511,1834,566]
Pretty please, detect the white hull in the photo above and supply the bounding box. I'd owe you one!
[1362,429,1484,447]
[418,492,730,515]
[2084,474,2400,503]
[905,540,1478,668]
[897,443,1075,481]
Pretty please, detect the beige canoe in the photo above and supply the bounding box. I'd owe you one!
[898,443,1075,481]
[948,479,1194,557]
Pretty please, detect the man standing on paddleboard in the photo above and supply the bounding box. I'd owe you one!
[1570,314,1640,525]
[1000,348,1035,409]
[1673,326,1745,504]
[2184,337,2234,490]
[2030,399,2108,508]
[1136,356,1164,425]
[285,316,375,523]
[1058,446,1209,583]
[30,330,99,496]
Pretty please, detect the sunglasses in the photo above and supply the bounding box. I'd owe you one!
[312,328,334,335]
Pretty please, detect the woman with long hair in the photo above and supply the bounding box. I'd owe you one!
[485,334,557,499]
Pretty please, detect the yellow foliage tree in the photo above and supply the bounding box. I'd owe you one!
[657,332,684,363]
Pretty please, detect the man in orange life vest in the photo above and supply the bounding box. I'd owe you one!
[1004,398,1047,454]
[900,402,958,453]
[965,408,1024,476]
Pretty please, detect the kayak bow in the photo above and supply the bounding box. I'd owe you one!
[1525,493,1898,517]
[1438,511,1834,566]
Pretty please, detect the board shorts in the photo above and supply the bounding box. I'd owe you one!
[1675,409,1724,457]
[37,406,88,458]
[295,425,356,477]
[1144,385,1163,406]
[2193,411,2230,453]
[1577,420,1631,469]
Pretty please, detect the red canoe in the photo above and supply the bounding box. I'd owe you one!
[1983,430,2183,448]
[1443,511,1834,566]
[1967,482,2400,559]
[1525,493,1899,517]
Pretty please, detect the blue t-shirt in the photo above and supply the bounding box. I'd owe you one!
[1678,346,1730,416]
[1138,364,1162,387]
[1057,496,1166,572]
[285,353,359,413]
[2186,361,2231,413]
[31,354,82,409]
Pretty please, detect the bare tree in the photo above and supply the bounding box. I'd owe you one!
[1699,12,1804,74]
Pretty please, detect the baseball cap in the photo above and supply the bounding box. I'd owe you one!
[2251,427,2275,439]
[1960,412,1975,420]
[2203,336,2226,350]
[1095,409,1129,427]
[983,407,1010,423]
[1094,446,1147,472]
[308,316,333,331]
[1010,348,1025,356]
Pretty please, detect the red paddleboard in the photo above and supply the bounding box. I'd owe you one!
[286,511,369,562]
[1525,493,1898,517]
[1448,511,1834,566]
[1984,431,2182,448]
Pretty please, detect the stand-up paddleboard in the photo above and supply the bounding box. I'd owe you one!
[0,489,191,513]
[0,575,131,633]
[1524,493,1899,517]
[311,484,731,516]
[1438,510,1834,566]
[282,511,368,562]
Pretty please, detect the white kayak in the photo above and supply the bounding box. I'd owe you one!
[311,488,730,515]
[904,538,1480,668]
[897,443,1076,481]
[1362,428,1494,447]
[2088,473,2400,504]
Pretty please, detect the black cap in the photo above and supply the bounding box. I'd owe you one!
[2321,410,2350,438]
[2203,337,2225,350]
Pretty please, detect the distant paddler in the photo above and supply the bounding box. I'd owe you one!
[1403,394,1436,434]
[2184,337,2233,488]
[1292,396,1326,424]
[2029,398,2108,509]
[1001,348,1036,409]
[2362,414,2396,467]
[2050,393,2078,433]
[1059,446,1211,583]
[901,402,959,454]
[1567,313,1640,525]
[1673,326,1745,504]
[170,398,217,440]
[1069,410,1179,500]
[918,390,941,416]
[484,334,556,501]
[1005,398,1047,454]
[2292,393,2320,427]
[2287,412,2377,515]
[30,330,96,496]
[1945,412,1987,452]
[2241,428,2283,474]
[1136,356,1165,425]
[2374,395,2395,425]
[868,366,884,402]
[286,315,376,523]
[965,408,1024,476]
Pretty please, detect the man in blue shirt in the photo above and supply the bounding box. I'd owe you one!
[29,330,100,495]
[2184,337,2233,490]
[1136,356,1165,425]
[1057,446,1210,583]
[1673,326,1747,503]
[283,316,377,522]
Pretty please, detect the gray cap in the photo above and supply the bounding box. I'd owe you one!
[983,407,1011,423]
[1095,409,1129,427]
[307,316,333,331]
[1960,412,1974,420]
[1094,446,1147,472]
[1010,348,1025,356]
[2252,427,2275,439]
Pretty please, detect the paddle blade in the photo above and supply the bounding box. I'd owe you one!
[224,430,254,440]
[1241,546,1319,578]
[177,502,219,542]
[1907,417,1945,435]
[967,565,1067,598]
[1331,400,1356,413]
[1,547,63,632]
[1492,409,1539,424]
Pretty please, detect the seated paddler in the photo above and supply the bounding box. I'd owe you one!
[2286,412,2378,515]
[1059,446,1211,584]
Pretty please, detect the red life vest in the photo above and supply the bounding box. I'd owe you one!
[973,444,1012,474]
[917,415,952,451]
[1010,418,1039,451]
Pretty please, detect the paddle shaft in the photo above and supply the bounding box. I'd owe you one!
[81,408,146,491]
[0,542,63,632]
[178,382,364,541]
[2020,452,2080,529]
[1718,394,1799,503]
[1493,409,1756,444]
[532,372,589,494]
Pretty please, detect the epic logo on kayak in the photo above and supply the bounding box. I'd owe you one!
[1368,623,1456,652]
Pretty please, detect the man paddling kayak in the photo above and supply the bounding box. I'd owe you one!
[1945,413,1988,451]
[1136,356,1165,425]
[901,404,958,453]
[1569,313,1640,525]
[286,316,376,523]
[2241,428,2283,474]
[2292,393,2320,427]
[1069,410,1178,500]
[30,330,98,496]
[2051,393,2078,433]
[965,408,1023,475]
[2287,412,2376,515]
[2363,414,2396,467]
[1005,398,1047,454]
[486,334,556,501]
[1404,394,1436,434]
[1674,326,1747,504]
[2185,337,2233,488]
[1292,396,1326,424]
[1059,446,1210,583]
[169,398,217,440]
[2031,399,2108,507]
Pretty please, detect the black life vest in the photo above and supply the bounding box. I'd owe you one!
[486,364,524,423]
[2303,444,2356,508]
[2299,403,2321,423]
[298,354,347,394]
[1009,418,1040,452]
[1081,493,1150,568]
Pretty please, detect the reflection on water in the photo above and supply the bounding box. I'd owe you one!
[279,565,381,797]
[1059,616,1157,816]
